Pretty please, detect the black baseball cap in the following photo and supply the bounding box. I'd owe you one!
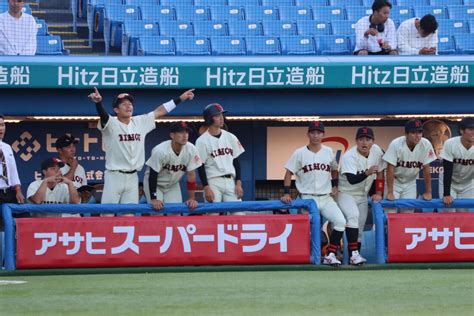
[170,121,192,133]
[41,157,65,170]
[405,119,424,133]
[77,185,95,193]
[112,93,134,108]
[356,127,374,139]
[308,121,325,133]
[459,117,474,129]
[55,135,79,149]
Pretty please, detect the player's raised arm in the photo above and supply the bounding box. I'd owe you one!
[88,87,109,127]
[154,89,195,119]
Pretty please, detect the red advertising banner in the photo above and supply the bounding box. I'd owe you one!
[16,215,310,269]
[388,213,474,263]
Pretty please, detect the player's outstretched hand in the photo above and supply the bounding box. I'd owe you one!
[443,195,453,206]
[281,194,292,204]
[185,199,198,210]
[151,199,164,211]
[88,87,102,103]
[204,186,214,203]
[422,192,432,201]
[179,89,195,102]
[386,192,395,200]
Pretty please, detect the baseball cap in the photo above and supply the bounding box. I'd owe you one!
[55,135,79,149]
[308,121,325,133]
[356,127,375,139]
[77,185,95,193]
[41,157,65,170]
[170,121,192,133]
[112,93,134,108]
[459,117,474,129]
[405,119,424,133]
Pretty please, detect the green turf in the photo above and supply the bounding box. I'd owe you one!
[1,270,473,316]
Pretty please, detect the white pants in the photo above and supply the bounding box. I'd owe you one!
[385,179,417,213]
[439,172,473,213]
[208,176,243,216]
[101,170,139,204]
[337,192,368,242]
[144,182,183,203]
[301,194,346,232]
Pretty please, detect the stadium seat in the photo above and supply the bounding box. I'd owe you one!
[329,0,361,6]
[209,6,244,21]
[122,20,159,55]
[447,5,474,20]
[245,36,281,54]
[312,6,346,21]
[36,35,69,55]
[262,21,297,36]
[295,0,328,6]
[244,6,279,21]
[315,35,351,55]
[413,6,448,20]
[86,0,124,46]
[160,0,194,6]
[228,0,260,6]
[159,20,193,36]
[397,0,429,5]
[35,19,49,36]
[194,0,227,6]
[125,0,157,5]
[175,36,211,55]
[193,21,228,36]
[454,33,474,53]
[137,36,175,55]
[362,0,377,5]
[464,0,474,4]
[469,20,474,33]
[429,0,463,5]
[139,6,175,21]
[348,34,356,51]
[210,36,246,55]
[437,35,456,54]
[390,6,414,22]
[438,19,469,34]
[262,0,294,6]
[331,20,356,35]
[175,6,210,21]
[103,5,140,54]
[297,20,331,35]
[345,6,372,21]
[280,36,316,54]
[228,20,263,35]
[278,6,313,21]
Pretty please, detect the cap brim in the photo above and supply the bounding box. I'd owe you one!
[77,185,95,193]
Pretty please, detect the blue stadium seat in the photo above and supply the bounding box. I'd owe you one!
[175,6,210,21]
[413,6,448,20]
[278,6,313,21]
[122,20,159,55]
[312,6,346,21]
[437,35,456,54]
[464,0,474,4]
[429,0,463,5]
[329,0,362,6]
[469,19,474,33]
[137,36,175,55]
[245,36,281,54]
[331,20,356,35]
[315,35,351,55]
[36,35,68,55]
[193,21,228,36]
[159,20,193,36]
[228,0,260,6]
[194,0,227,6]
[348,34,356,51]
[280,36,316,54]
[140,6,175,21]
[295,0,328,6]
[244,6,279,21]
[262,0,294,6]
[362,0,377,5]
[297,20,331,35]
[209,6,244,21]
[345,6,372,21]
[175,36,211,55]
[210,36,246,55]
[397,0,429,5]
[228,20,263,35]
[454,33,474,53]
[36,19,49,36]
[390,6,414,22]
[86,0,124,47]
[447,5,474,20]
[438,19,469,34]
[103,5,140,54]
[125,0,157,5]
[160,0,194,6]
[262,21,297,35]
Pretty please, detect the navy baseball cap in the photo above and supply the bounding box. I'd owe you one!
[55,135,79,149]
[170,121,192,133]
[405,119,424,133]
[112,93,134,108]
[41,157,65,170]
[459,117,474,129]
[356,127,374,139]
[308,121,325,133]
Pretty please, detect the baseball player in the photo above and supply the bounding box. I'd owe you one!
[88,87,195,205]
[440,117,474,212]
[55,134,87,189]
[281,121,364,266]
[383,119,437,213]
[195,103,244,213]
[337,127,386,258]
[143,121,202,212]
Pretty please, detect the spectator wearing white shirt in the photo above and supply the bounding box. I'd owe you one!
[0,0,37,56]
[354,0,398,55]
[397,15,438,56]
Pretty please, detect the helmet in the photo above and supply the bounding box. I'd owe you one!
[203,103,227,126]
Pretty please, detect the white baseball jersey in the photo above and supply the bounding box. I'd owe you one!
[195,130,244,179]
[339,144,386,195]
[440,136,474,188]
[27,180,71,204]
[285,145,338,195]
[98,111,156,171]
[61,163,87,189]
[383,136,436,183]
[145,140,202,189]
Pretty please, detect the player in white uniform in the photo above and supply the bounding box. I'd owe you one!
[143,121,202,212]
[27,157,80,217]
[281,121,365,266]
[88,87,195,205]
[440,117,474,212]
[383,119,437,213]
[55,134,87,189]
[337,127,386,259]
[196,103,245,214]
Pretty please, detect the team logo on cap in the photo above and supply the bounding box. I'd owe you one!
[415,121,422,128]
[362,127,368,134]
[313,121,319,128]
[216,104,223,112]
[181,122,187,128]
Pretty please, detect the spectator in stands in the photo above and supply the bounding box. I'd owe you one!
[0,0,37,55]
[354,0,398,55]
[397,14,438,55]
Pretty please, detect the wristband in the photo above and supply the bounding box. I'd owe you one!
[187,181,197,191]
[375,179,384,193]
[284,186,291,194]
[163,99,176,113]
[173,97,182,105]
[331,179,338,188]
[151,192,157,199]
